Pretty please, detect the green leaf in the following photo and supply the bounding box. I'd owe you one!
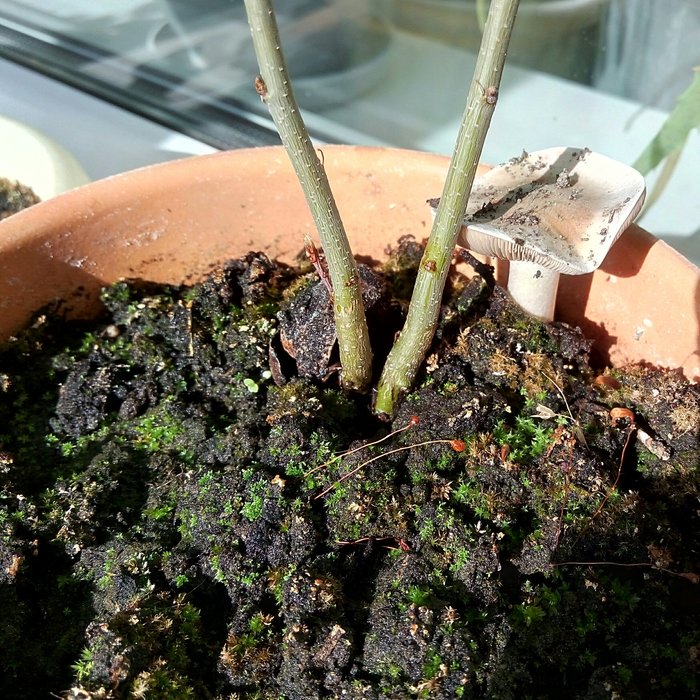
[634,67,700,174]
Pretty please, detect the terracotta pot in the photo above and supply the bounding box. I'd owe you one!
[0,145,697,380]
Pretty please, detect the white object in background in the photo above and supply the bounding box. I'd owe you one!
[0,114,90,199]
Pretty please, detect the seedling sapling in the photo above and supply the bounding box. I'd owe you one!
[243,0,372,393]
[374,0,519,415]
[244,0,520,415]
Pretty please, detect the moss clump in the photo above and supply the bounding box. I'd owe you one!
[0,250,697,699]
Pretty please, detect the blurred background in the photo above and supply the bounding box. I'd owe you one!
[0,0,698,263]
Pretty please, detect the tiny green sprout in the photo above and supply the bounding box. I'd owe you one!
[249,612,273,636]
[514,603,546,627]
[243,377,260,393]
[422,651,445,680]
[71,647,94,683]
[174,573,190,588]
[494,416,553,463]
[242,491,265,522]
[406,585,432,607]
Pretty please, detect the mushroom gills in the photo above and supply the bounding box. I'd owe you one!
[434,147,646,322]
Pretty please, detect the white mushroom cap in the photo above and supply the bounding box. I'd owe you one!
[449,147,646,320]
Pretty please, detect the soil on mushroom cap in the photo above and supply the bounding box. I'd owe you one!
[0,239,698,699]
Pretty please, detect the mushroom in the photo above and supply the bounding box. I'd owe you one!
[441,147,646,321]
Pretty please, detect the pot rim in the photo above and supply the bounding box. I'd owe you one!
[0,145,697,380]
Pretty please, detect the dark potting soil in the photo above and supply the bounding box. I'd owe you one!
[0,177,40,221]
[0,239,698,700]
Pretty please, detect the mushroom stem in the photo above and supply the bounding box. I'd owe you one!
[507,261,560,322]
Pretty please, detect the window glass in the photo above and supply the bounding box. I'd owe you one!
[0,0,698,262]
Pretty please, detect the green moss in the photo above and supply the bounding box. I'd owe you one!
[267,563,297,605]
[133,400,186,454]
[422,651,444,679]
[512,603,547,628]
[241,480,267,522]
[449,547,471,573]
[452,478,492,518]
[1,252,697,698]
[493,415,554,463]
[405,585,432,607]
[144,498,176,522]
[71,647,94,683]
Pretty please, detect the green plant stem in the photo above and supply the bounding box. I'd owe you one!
[374,0,520,416]
[243,0,372,392]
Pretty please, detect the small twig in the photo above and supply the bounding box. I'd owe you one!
[551,560,699,583]
[304,415,420,478]
[315,438,465,500]
[542,371,575,421]
[636,425,671,461]
[553,560,652,569]
[304,235,333,297]
[180,299,194,358]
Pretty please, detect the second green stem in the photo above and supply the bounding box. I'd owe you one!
[374,0,520,415]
